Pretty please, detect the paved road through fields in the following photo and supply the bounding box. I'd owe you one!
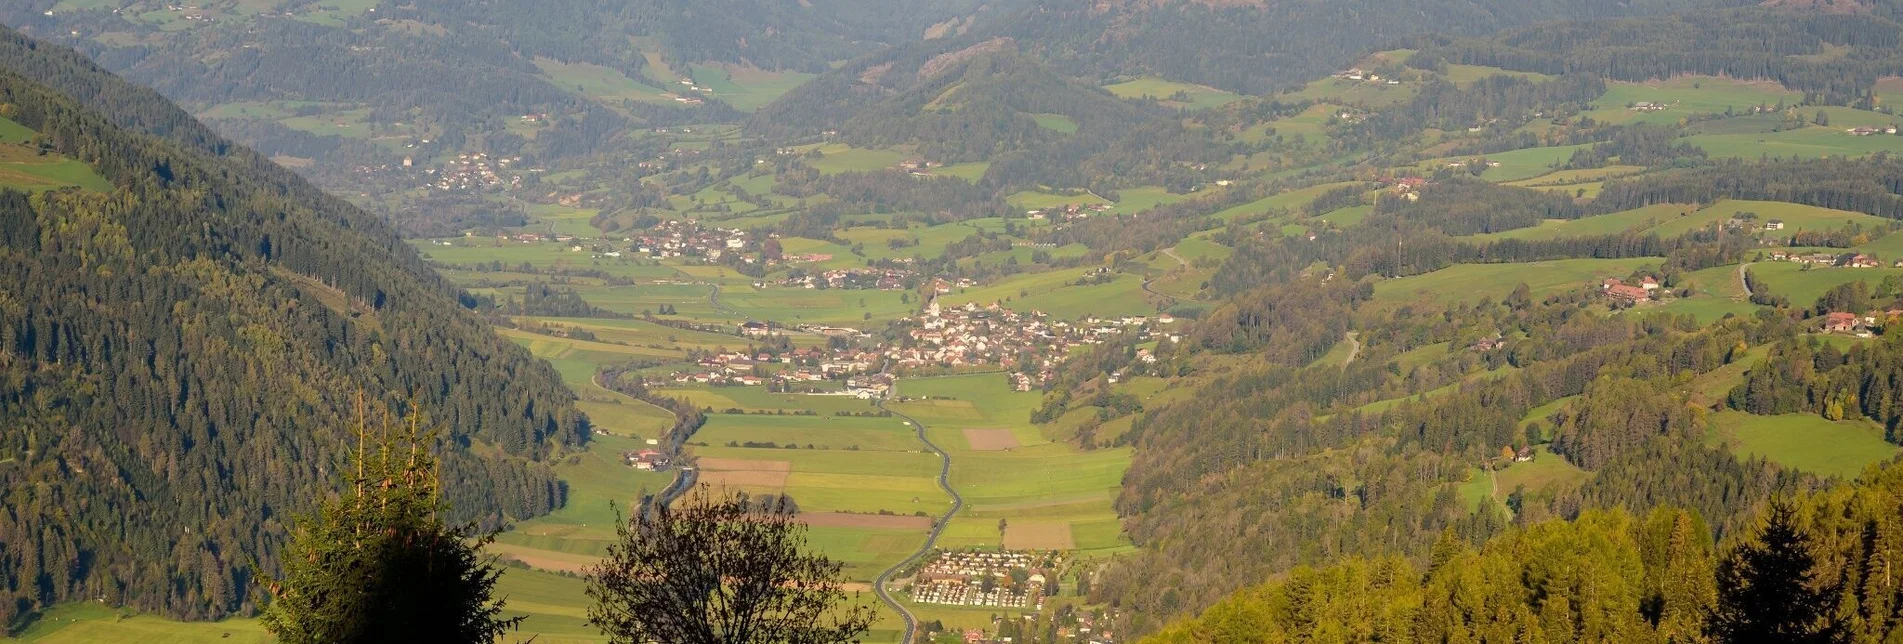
[871,396,963,644]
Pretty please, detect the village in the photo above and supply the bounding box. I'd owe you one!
[776,267,917,290]
[898,298,1174,390]
[632,219,753,261]
[1763,250,1901,268]
[910,550,1057,611]
[418,152,525,192]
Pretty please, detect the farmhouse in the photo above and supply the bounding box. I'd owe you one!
[1601,278,1651,304]
[1765,219,1785,231]
[1825,311,1860,333]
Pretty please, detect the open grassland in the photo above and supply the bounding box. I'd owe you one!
[696,414,922,452]
[799,143,908,174]
[1468,204,1690,242]
[687,64,815,112]
[410,238,682,281]
[1211,181,1366,222]
[1284,77,1419,107]
[1030,113,1079,134]
[0,139,112,192]
[7,603,271,644]
[655,386,885,416]
[938,269,1155,320]
[1114,185,1204,214]
[1457,446,1589,511]
[1747,261,1903,307]
[1373,258,1654,305]
[715,284,915,326]
[536,58,671,105]
[1689,125,1903,159]
[1410,144,1591,183]
[1708,411,1898,479]
[1444,64,1552,86]
[1006,189,1109,210]
[1584,77,1802,125]
[1172,237,1232,262]
[1648,200,1889,239]
[1103,77,1244,109]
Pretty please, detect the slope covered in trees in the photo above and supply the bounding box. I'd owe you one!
[1149,462,1903,642]
[0,28,585,626]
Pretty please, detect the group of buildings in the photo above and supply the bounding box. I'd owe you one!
[777,267,916,290]
[419,152,524,192]
[632,220,751,261]
[896,299,1175,386]
[911,551,1054,611]
[1765,250,1898,268]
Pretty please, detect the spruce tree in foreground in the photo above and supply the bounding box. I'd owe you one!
[260,405,523,643]
[586,487,875,644]
[1711,499,1832,643]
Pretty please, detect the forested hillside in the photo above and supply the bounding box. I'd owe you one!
[0,28,584,626]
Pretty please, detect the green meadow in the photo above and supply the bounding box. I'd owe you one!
[1584,77,1803,125]
[1373,258,1655,305]
[1103,77,1244,110]
[799,143,909,174]
[1708,411,1898,479]
[938,269,1156,320]
[1746,261,1903,307]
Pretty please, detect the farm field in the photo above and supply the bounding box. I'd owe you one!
[1466,204,1691,242]
[1373,258,1655,305]
[1689,126,1903,159]
[1708,411,1898,479]
[1647,200,1889,238]
[889,374,1135,558]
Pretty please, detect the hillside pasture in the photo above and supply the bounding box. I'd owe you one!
[1103,77,1244,109]
[1709,411,1898,479]
[1585,77,1802,125]
[1373,258,1655,305]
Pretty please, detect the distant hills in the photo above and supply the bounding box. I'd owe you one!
[0,26,582,624]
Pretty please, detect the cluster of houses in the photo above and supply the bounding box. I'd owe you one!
[777,268,915,290]
[1387,176,1429,202]
[623,449,670,471]
[421,152,523,192]
[911,551,1053,610]
[1766,250,1898,269]
[898,299,1175,383]
[1629,101,1673,112]
[663,346,885,389]
[1847,126,1901,136]
[1823,310,1901,335]
[1026,203,1113,222]
[632,220,751,261]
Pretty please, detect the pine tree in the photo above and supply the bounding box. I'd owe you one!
[1711,500,1832,643]
[259,401,524,644]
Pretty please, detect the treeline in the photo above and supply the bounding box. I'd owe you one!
[594,365,710,459]
[1152,460,1903,643]
[1731,337,1903,441]
[1409,8,1903,105]
[0,30,584,625]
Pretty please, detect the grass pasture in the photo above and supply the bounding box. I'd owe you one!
[1709,411,1898,479]
[0,141,111,192]
[1103,77,1244,110]
[1373,258,1654,306]
[937,269,1155,320]
[1585,77,1802,125]
[799,143,908,174]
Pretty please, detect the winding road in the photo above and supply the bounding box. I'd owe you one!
[871,396,963,644]
[1736,262,1755,300]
